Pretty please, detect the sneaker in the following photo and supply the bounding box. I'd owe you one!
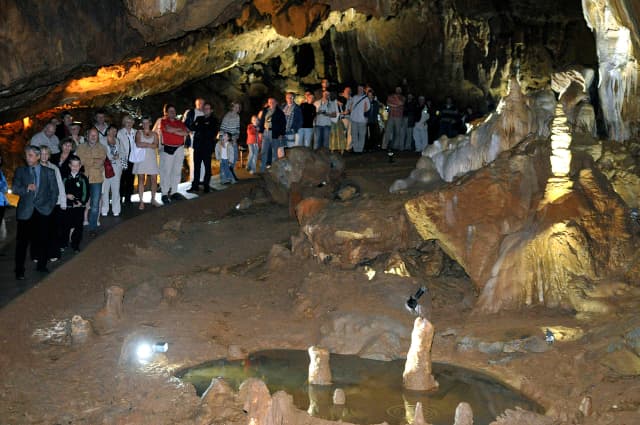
[113,213,120,217]
[203,186,210,193]
[171,192,186,201]
[187,186,199,193]
[50,257,59,262]
[161,195,171,204]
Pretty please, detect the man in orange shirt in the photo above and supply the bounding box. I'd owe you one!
[158,103,189,204]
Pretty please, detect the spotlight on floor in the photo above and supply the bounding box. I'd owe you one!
[136,341,169,364]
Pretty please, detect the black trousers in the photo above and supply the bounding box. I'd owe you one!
[192,147,213,187]
[64,207,85,250]
[15,210,51,274]
[120,161,135,203]
[366,122,381,151]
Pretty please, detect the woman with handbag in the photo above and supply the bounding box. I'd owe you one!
[133,116,161,210]
[100,125,126,217]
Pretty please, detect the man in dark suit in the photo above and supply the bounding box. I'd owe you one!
[13,145,59,280]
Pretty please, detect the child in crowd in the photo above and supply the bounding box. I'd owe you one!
[63,156,90,252]
[215,132,236,184]
[246,115,261,174]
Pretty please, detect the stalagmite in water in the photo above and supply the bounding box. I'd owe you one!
[94,285,124,333]
[308,346,332,385]
[453,402,473,425]
[403,317,439,391]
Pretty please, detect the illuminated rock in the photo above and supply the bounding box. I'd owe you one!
[332,388,345,405]
[403,317,439,392]
[308,346,332,385]
[405,113,638,312]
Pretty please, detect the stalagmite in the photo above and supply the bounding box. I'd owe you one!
[94,285,124,333]
[161,287,178,306]
[579,396,592,417]
[308,346,332,385]
[453,402,473,425]
[413,401,429,425]
[332,388,345,405]
[70,315,93,344]
[403,317,439,391]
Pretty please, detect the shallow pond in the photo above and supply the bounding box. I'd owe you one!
[178,349,541,425]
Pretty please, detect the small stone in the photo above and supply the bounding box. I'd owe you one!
[478,341,505,355]
[332,388,345,405]
[579,396,592,417]
[624,327,640,355]
[161,287,178,306]
[336,184,358,201]
[70,315,93,344]
[600,349,640,376]
[227,345,246,360]
[456,336,478,352]
[522,336,551,353]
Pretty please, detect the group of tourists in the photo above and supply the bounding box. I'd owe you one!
[3,75,476,282]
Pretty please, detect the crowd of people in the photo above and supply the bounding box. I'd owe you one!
[1,77,480,281]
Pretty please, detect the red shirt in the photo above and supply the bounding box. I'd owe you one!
[386,94,405,119]
[246,124,262,146]
[160,118,187,147]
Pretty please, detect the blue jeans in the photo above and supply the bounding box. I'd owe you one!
[314,126,331,149]
[247,144,259,172]
[88,183,102,231]
[298,128,313,148]
[219,158,234,183]
[260,134,272,172]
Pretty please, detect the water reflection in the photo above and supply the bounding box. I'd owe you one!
[178,350,541,425]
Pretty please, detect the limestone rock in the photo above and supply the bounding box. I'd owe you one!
[308,346,332,385]
[489,407,555,425]
[161,287,178,306]
[600,349,640,376]
[266,244,292,272]
[264,148,344,206]
[403,317,439,392]
[332,388,345,405]
[406,132,638,312]
[319,312,410,361]
[295,197,330,225]
[93,286,125,334]
[578,396,592,417]
[303,198,418,268]
[238,378,271,424]
[70,315,93,345]
[453,402,474,425]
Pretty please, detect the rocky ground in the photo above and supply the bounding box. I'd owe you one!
[0,152,639,425]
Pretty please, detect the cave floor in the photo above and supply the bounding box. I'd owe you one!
[0,151,639,425]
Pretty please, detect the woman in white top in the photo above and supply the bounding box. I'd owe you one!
[117,115,136,205]
[101,125,126,217]
[133,116,161,210]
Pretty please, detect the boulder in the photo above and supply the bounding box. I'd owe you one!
[302,198,419,268]
[295,197,330,225]
[264,148,345,206]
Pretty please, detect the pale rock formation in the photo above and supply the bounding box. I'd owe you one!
[319,312,410,361]
[551,68,597,136]
[308,346,332,385]
[489,407,555,425]
[582,0,640,142]
[391,78,556,192]
[405,111,639,312]
[403,317,439,391]
[70,315,93,344]
[412,402,430,425]
[453,402,473,425]
[196,377,240,425]
[238,378,272,424]
[93,285,124,334]
[332,388,345,405]
[578,395,593,417]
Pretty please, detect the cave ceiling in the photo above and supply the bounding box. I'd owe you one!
[0,0,600,123]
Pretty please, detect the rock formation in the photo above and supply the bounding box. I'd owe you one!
[405,101,639,312]
[308,346,332,385]
[402,317,439,392]
[93,285,125,334]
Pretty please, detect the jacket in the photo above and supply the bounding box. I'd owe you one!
[76,142,107,183]
[13,165,59,220]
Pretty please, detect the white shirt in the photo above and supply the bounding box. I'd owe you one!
[350,94,371,123]
[314,99,338,127]
[117,127,136,161]
[31,131,60,154]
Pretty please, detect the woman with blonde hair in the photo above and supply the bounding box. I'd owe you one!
[133,116,161,209]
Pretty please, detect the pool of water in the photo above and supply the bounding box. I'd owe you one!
[177,349,541,425]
